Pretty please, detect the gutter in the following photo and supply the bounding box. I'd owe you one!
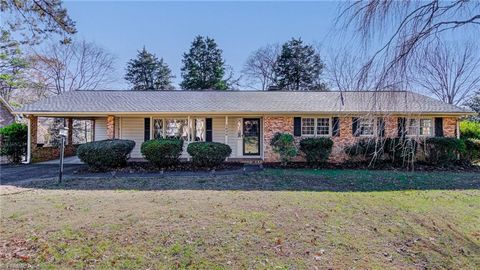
[13,111,476,117]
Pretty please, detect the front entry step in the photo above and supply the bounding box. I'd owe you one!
[227,158,263,164]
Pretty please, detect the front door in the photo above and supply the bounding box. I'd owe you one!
[243,118,260,156]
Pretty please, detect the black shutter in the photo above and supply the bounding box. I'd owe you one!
[435,117,444,137]
[332,117,340,137]
[397,117,406,138]
[206,118,213,142]
[352,117,359,137]
[293,117,302,136]
[144,118,150,141]
[377,117,385,137]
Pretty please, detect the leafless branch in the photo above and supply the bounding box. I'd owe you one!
[29,39,117,94]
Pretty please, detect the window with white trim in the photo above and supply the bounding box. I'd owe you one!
[301,117,331,136]
[407,118,432,136]
[193,118,206,141]
[301,118,315,136]
[316,118,330,135]
[358,118,375,136]
[165,119,188,140]
[153,118,164,139]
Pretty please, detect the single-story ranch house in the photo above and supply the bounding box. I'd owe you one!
[16,90,473,163]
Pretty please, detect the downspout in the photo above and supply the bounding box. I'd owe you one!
[456,118,460,139]
[25,115,31,164]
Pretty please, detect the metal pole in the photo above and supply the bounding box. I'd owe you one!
[59,136,65,183]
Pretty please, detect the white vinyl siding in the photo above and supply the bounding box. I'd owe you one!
[120,117,144,158]
[94,117,108,141]
[97,115,253,160]
[212,117,239,158]
[94,117,120,141]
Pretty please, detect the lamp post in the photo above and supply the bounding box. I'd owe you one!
[58,126,68,184]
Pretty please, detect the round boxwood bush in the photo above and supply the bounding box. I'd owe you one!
[187,142,232,168]
[425,137,466,164]
[77,139,135,170]
[0,123,27,164]
[141,139,183,168]
[299,137,333,164]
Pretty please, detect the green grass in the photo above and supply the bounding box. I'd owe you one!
[1,169,479,269]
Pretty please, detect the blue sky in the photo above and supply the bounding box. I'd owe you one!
[64,1,342,89]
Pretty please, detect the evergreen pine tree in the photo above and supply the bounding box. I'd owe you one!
[180,36,228,90]
[125,47,174,90]
[274,38,327,91]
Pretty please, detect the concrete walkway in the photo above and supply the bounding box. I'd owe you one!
[37,156,83,165]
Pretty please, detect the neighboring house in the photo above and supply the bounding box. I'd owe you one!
[15,90,473,163]
[0,96,15,127]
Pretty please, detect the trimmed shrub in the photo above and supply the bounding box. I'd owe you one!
[384,138,418,165]
[77,139,135,170]
[141,139,183,168]
[299,137,333,164]
[344,139,383,160]
[270,132,298,166]
[460,121,480,139]
[187,142,232,168]
[0,123,27,163]
[462,138,480,162]
[425,137,466,164]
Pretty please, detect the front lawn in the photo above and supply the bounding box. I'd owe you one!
[1,169,479,269]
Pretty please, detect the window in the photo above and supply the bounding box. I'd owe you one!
[408,118,432,136]
[193,118,205,141]
[165,119,188,140]
[301,118,315,136]
[302,117,331,136]
[153,119,164,139]
[358,118,374,136]
[316,118,330,135]
[420,119,432,136]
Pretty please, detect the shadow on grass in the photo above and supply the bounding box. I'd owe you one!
[9,168,480,192]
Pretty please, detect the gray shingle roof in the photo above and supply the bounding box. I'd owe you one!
[17,90,472,115]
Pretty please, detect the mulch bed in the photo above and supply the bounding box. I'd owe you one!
[263,160,480,172]
[75,161,245,174]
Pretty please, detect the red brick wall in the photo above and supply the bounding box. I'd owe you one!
[32,145,79,163]
[263,116,294,162]
[443,117,457,137]
[262,115,459,163]
[106,115,115,139]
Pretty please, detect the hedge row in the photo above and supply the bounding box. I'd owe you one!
[140,139,233,169]
[344,137,478,165]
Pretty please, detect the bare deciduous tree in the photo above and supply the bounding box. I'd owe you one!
[242,44,279,90]
[412,41,480,105]
[338,1,480,90]
[30,39,116,94]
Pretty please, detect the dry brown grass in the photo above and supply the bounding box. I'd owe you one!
[1,169,479,269]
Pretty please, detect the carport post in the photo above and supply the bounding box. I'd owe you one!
[58,127,68,183]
